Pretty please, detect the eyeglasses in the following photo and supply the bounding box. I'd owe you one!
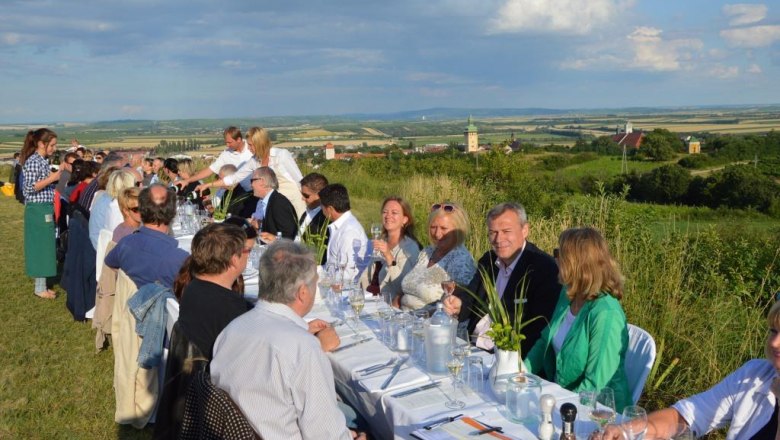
[431,203,455,212]
[301,192,314,199]
[129,206,140,213]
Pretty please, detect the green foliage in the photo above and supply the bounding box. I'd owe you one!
[639,129,680,161]
[633,165,692,204]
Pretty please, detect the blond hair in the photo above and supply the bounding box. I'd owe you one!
[558,227,624,301]
[118,187,141,213]
[427,201,469,246]
[247,126,272,161]
[106,169,136,199]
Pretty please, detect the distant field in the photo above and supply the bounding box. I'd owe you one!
[552,155,672,178]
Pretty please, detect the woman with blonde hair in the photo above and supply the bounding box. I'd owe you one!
[90,169,137,248]
[398,202,476,311]
[112,187,142,243]
[524,227,631,411]
[196,126,304,218]
[360,196,422,301]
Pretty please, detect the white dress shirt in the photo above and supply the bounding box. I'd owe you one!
[327,210,369,281]
[672,359,777,439]
[211,301,351,440]
[210,140,255,191]
[297,205,322,239]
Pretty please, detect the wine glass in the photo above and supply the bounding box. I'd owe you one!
[370,223,382,258]
[590,388,617,434]
[445,351,466,409]
[621,405,648,440]
[349,289,365,323]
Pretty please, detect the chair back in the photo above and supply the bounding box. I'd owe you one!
[625,324,656,404]
[179,368,260,440]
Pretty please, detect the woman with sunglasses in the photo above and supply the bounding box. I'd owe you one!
[360,196,422,301]
[398,202,476,311]
[164,158,204,209]
[112,187,142,243]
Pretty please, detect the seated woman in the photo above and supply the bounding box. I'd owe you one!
[605,299,780,440]
[112,187,141,243]
[89,169,135,250]
[524,227,631,412]
[399,202,476,311]
[164,158,203,208]
[360,196,422,301]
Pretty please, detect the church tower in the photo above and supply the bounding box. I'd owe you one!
[464,115,478,153]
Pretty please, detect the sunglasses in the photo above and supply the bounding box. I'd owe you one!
[301,191,314,199]
[129,206,140,213]
[242,247,253,254]
[431,203,455,212]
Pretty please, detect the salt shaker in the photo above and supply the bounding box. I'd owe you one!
[538,394,555,440]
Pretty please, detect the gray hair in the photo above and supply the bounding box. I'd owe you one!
[486,202,528,226]
[258,240,317,304]
[253,166,279,190]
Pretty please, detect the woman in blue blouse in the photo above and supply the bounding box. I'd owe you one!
[20,128,61,299]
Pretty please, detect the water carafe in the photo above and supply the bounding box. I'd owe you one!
[424,303,454,374]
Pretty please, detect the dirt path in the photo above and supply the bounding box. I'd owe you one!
[689,160,751,176]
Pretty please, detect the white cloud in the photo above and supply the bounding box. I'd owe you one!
[120,105,144,115]
[747,63,762,73]
[560,27,703,72]
[489,0,632,35]
[721,25,780,47]
[709,64,740,79]
[1,33,21,45]
[722,4,768,26]
[405,72,471,85]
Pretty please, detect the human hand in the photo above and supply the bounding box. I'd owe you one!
[259,232,276,243]
[350,429,367,440]
[194,182,209,193]
[600,424,627,440]
[391,293,402,309]
[174,179,189,189]
[307,319,329,334]
[442,294,462,316]
[316,326,340,352]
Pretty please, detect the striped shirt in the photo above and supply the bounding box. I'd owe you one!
[22,153,55,203]
[211,301,351,440]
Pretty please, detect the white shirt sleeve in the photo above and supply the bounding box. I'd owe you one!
[208,149,230,174]
[270,148,303,185]
[223,156,258,187]
[106,199,124,233]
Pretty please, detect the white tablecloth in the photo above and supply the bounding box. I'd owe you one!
[306,298,602,440]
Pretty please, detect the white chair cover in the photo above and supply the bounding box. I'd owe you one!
[95,228,113,281]
[625,324,657,405]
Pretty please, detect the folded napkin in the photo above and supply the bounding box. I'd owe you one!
[358,362,433,393]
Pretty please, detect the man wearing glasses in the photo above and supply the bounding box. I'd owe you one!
[249,167,298,243]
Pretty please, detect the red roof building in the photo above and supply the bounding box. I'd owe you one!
[611,131,645,149]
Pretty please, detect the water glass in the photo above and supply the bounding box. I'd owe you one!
[411,319,426,365]
[378,308,396,346]
[621,405,648,440]
[466,356,484,394]
[505,374,542,424]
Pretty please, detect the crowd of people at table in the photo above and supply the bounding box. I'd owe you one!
[15,126,780,439]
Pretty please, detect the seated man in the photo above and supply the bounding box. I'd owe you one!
[178,222,253,359]
[105,184,188,288]
[298,172,330,263]
[211,240,353,439]
[319,183,370,281]
[249,166,298,243]
[444,202,561,355]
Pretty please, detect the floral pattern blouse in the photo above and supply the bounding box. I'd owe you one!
[400,244,476,311]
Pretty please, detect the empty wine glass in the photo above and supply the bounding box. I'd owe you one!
[445,350,466,409]
[371,223,382,258]
[590,388,617,434]
[621,405,648,440]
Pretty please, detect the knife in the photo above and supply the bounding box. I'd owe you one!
[390,381,441,398]
[423,413,463,430]
[332,337,373,353]
[380,357,409,390]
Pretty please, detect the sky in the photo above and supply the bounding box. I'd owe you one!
[1,0,778,123]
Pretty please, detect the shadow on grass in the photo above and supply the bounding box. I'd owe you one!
[116,423,154,440]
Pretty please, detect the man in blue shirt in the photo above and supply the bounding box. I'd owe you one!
[105,184,188,288]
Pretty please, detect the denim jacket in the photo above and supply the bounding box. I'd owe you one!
[128,283,175,369]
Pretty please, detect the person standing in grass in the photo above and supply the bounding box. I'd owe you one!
[20,128,61,299]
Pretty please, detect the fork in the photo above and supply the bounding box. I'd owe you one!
[357,358,397,375]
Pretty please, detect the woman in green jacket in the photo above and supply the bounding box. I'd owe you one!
[524,227,631,411]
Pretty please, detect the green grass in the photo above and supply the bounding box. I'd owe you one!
[553,155,671,178]
[0,197,151,439]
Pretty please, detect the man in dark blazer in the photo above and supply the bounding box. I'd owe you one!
[298,173,330,264]
[444,202,561,356]
[249,167,298,242]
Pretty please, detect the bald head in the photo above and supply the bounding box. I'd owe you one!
[140,184,177,225]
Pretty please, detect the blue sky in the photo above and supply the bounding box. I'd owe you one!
[0,0,778,123]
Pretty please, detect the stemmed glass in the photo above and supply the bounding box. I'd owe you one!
[445,349,466,409]
[349,288,365,324]
[621,405,648,440]
[370,223,382,258]
[590,388,617,434]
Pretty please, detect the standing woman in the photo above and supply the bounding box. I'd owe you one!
[21,128,61,299]
[524,227,631,411]
[246,127,305,218]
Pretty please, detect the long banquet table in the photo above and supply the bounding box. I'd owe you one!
[305,296,603,440]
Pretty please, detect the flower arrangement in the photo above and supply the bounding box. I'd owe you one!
[211,187,249,221]
[463,266,542,352]
[301,220,330,264]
